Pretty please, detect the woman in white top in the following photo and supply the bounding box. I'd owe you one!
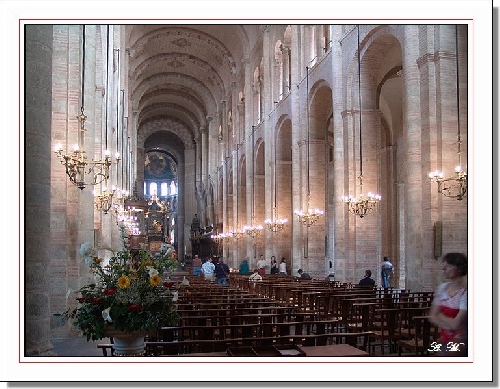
[279,258,287,275]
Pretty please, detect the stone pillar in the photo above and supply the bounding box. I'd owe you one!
[261,25,273,261]
[281,44,291,96]
[331,25,346,281]
[289,25,302,275]
[202,118,209,184]
[133,111,142,194]
[136,146,145,197]
[25,25,54,356]
[402,25,424,290]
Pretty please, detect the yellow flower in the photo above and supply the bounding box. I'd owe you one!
[150,274,162,287]
[117,275,130,289]
[144,259,153,267]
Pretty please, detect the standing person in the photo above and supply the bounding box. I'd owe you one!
[279,257,287,275]
[381,256,394,288]
[201,257,215,282]
[270,256,278,274]
[215,258,230,286]
[429,252,468,356]
[257,255,266,275]
[358,270,376,286]
[192,254,202,276]
[239,258,250,275]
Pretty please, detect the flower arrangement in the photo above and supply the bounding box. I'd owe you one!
[58,241,181,341]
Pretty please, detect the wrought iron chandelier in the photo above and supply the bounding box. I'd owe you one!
[93,186,117,214]
[428,25,467,201]
[54,25,120,190]
[342,26,381,218]
[265,105,288,232]
[294,66,324,226]
[243,126,263,238]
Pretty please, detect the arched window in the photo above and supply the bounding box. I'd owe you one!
[149,182,157,196]
[170,181,177,195]
[161,182,169,196]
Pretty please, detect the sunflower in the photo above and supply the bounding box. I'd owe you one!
[117,275,131,289]
[150,274,162,287]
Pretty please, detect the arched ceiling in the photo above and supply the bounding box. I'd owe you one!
[126,25,262,157]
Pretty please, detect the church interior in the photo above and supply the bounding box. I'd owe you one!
[24,23,469,358]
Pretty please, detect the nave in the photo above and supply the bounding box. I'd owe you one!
[51,271,441,358]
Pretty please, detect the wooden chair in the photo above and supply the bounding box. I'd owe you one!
[397,315,439,356]
[371,308,403,355]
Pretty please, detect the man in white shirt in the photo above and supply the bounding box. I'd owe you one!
[257,255,266,275]
[201,257,215,282]
[381,256,394,288]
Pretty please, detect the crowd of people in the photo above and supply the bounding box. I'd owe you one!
[191,254,395,286]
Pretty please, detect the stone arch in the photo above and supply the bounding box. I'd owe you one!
[138,118,195,151]
[132,72,217,114]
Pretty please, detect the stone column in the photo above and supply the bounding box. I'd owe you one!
[25,25,54,356]
[136,146,145,197]
[281,44,291,96]
[261,25,273,261]
[202,117,210,184]
[289,25,302,275]
[331,25,346,281]
[402,25,424,291]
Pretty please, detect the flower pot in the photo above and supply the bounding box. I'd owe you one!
[112,335,145,356]
[106,329,147,356]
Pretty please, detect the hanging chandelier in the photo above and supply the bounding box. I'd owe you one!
[342,25,381,218]
[428,25,467,201]
[295,195,324,226]
[265,209,288,233]
[244,126,263,238]
[243,223,263,238]
[265,103,288,233]
[93,186,117,214]
[294,66,324,226]
[54,25,120,190]
[211,232,223,244]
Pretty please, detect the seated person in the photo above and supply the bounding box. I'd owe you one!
[249,268,263,281]
[358,269,376,286]
[298,269,312,279]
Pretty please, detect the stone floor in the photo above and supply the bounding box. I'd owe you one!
[50,337,110,357]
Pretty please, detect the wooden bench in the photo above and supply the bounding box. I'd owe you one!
[97,343,114,356]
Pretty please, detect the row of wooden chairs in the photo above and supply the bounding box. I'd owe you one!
[143,331,376,356]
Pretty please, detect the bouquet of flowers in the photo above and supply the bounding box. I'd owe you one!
[59,243,180,341]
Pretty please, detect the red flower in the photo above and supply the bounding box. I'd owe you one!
[92,297,102,305]
[104,288,117,295]
[127,303,142,312]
